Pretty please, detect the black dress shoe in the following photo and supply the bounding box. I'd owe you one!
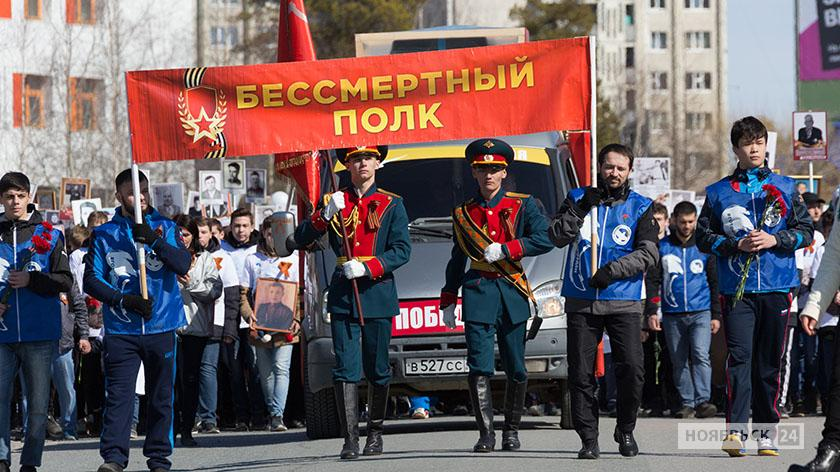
[180,435,198,447]
[614,429,639,457]
[789,442,840,472]
[97,463,124,472]
[578,440,600,459]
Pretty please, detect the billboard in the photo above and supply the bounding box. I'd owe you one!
[798,0,840,81]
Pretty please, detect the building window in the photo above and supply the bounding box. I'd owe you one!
[651,72,668,90]
[625,4,634,25]
[686,112,712,130]
[685,31,711,49]
[685,0,710,8]
[626,47,635,68]
[210,25,241,47]
[651,32,667,50]
[626,89,636,110]
[649,111,668,130]
[67,0,96,24]
[650,0,666,8]
[23,75,48,128]
[0,0,11,19]
[685,72,712,90]
[70,78,102,131]
[25,0,42,19]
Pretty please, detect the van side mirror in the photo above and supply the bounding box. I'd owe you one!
[270,211,298,257]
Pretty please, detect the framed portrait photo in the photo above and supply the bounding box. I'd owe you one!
[60,178,91,207]
[246,169,267,202]
[222,159,246,191]
[35,189,56,210]
[254,205,275,228]
[71,198,102,226]
[253,278,298,333]
[151,183,185,219]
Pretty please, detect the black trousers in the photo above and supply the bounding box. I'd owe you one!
[175,335,207,435]
[821,322,840,447]
[568,312,644,442]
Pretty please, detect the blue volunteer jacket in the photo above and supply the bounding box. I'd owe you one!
[83,207,190,335]
[0,209,71,344]
[644,232,722,319]
[697,166,813,295]
[561,188,653,301]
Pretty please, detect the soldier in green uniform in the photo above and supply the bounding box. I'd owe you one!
[440,138,553,452]
[295,145,411,460]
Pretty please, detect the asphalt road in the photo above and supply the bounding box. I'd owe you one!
[18,415,826,471]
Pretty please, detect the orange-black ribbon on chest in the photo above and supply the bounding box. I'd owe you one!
[329,189,393,257]
[465,195,523,243]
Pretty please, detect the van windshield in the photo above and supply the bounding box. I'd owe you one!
[338,157,558,225]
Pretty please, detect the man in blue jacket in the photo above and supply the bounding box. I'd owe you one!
[84,169,190,472]
[0,172,71,472]
[549,143,660,460]
[697,116,814,457]
[645,201,721,420]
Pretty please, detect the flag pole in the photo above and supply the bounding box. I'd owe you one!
[589,36,599,271]
[131,163,149,299]
[328,156,365,326]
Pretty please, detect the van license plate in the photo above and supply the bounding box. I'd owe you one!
[404,357,469,375]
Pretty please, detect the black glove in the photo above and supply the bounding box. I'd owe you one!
[577,187,603,214]
[588,264,613,289]
[132,222,160,246]
[122,294,154,320]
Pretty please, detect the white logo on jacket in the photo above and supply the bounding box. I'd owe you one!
[612,225,632,246]
[662,254,684,308]
[690,259,704,274]
[105,250,136,323]
[721,205,755,237]
[571,213,600,291]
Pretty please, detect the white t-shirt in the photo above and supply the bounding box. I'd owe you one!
[243,251,299,289]
[220,239,257,287]
[812,245,840,329]
[70,247,103,337]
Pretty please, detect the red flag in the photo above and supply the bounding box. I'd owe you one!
[275,0,320,206]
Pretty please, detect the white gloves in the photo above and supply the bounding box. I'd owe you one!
[442,304,457,329]
[323,191,346,220]
[483,242,505,263]
[342,259,368,279]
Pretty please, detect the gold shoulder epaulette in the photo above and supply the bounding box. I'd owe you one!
[377,188,401,199]
[505,191,530,199]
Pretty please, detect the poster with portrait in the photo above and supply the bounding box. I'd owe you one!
[255,205,275,228]
[71,198,102,226]
[151,183,185,218]
[793,110,828,161]
[222,159,246,191]
[253,278,297,333]
[43,210,61,226]
[666,190,696,213]
[198,171,228,218]
[35,189,56,210]
[60,178,91,207]
[630,157,671,201]
[246,169,267,202]
[186,191,202,217]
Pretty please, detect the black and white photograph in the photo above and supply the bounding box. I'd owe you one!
[199,170,228,217]
[255,205,275,228]
[43,210,61,226]
[222,159,246,190]
[246,169,267,202]
[187,191,202,217]
[60,177,91,207]
[35,189,56,210]
[151,183,185,219]
[71,198,102,226]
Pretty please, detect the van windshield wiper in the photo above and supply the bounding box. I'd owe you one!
[408,217,452,239]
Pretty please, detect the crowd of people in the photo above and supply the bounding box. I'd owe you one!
[3,116,840,471]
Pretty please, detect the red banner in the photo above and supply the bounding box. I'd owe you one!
[392,299,464,336]
[126,37,591,163]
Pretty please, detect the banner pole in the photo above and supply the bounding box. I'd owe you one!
[131,163,149,299]
[809,161,815,193]
[589,36,599,271]
[328,156,365,326]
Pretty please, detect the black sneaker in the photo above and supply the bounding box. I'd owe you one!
[270,416,288,432]
[96,463,124,472]
[0,460,8,472]
[233,422,249,432]
[199,422,220,434]
[694,402,718,419]
[20,466,37,472]
[674,406,695,419]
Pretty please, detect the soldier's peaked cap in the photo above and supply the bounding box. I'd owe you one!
[465,138,514,166]
[335,145,388,164]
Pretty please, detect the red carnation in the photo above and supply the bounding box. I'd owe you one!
[42,231,52,241]
[31,235,51,254]
[85,296,101,310]
[41,221,53,231]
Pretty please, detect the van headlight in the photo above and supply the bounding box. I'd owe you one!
[533,279,565,318]
[321,290,331,324]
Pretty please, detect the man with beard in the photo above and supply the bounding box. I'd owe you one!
[548,143,660,459]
